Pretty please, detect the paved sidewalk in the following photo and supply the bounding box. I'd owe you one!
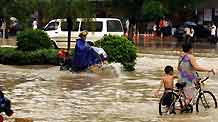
[0,36,17,47]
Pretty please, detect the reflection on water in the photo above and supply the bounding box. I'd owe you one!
[0,41,218,122]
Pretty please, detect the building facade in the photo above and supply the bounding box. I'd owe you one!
[197,0,218,24]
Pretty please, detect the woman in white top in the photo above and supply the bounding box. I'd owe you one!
[32,18,38,29]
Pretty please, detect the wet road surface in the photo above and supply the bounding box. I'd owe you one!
[0,40,218,122]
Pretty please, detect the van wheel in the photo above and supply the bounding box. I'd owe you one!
[51,41,58,49]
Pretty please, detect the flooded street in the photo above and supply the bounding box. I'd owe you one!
[1,41,218,122]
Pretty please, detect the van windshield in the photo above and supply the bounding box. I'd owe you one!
[61,21,80,31]
[44,22,59,31]
[80,21,103,32]
[107,20,123,32]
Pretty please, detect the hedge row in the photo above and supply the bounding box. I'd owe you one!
[0,48,59,65]
[16,29,53,51]
[1,28,137,71]
[95,35,137,71]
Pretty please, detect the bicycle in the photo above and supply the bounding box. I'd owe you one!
[159,72,217,115]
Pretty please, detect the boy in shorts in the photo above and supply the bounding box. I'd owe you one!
[155,65,177,114]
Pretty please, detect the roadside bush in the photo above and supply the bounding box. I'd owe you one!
[0,48,59,65]
[95,35,137,71]
[16,29,52,51]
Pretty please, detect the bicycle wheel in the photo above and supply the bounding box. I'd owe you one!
[196,90,217,112]
[159,92,182,115]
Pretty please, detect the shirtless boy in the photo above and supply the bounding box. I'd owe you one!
[155,65,177,114]
[155,65,176,96]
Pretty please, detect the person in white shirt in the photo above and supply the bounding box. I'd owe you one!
[190,27,194,38]
[32,18,38,29]
[184,26,191,42]
[209,23,217,43]
[184,26,194,43]
[126,19,129,33]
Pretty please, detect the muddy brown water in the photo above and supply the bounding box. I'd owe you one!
[0,40,218,122]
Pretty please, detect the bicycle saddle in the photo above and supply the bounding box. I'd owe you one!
[176,82,186,89]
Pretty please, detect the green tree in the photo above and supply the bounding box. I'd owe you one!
[0,0,13,18]
[142,0,204,22]
[32,0,51,27]
[112,0,145,41]
[48,0,95,19]
[143,0,167,21]
[3,0,38,27]
[164,0,202,11]
[163,0,204,23]
[0,0,95,28]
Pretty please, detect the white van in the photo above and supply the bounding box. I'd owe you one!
[44,18,124,48]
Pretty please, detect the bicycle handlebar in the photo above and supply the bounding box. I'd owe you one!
[199,71,213,84]
[200,76,209,83]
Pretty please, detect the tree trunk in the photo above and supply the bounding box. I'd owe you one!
[2,21,6,45]
[128,16,136,41]
[128,23,134,41]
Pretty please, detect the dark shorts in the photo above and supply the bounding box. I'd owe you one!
[162,92,174,106]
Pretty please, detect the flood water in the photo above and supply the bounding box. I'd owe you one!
[1,40,218,122]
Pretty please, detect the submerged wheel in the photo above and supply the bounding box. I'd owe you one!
[159,92,182,115]
[181,104,193,113]
[196,91,217,112]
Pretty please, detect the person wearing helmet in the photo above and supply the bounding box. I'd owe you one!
[71,31,102,71]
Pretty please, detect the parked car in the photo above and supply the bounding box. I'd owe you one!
[174,21,210,42]
[44,18,124,48]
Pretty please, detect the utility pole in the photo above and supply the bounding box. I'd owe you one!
[67,17,72,51]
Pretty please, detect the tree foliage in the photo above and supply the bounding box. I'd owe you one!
[0,48,59,65]
[112,0,203,21]
[0,0,36,27]
[95,35,137,71]
[16,29,52,51]
[143,0,167,21]
[112,0,144,16]
[0,0,204,27]
[0,0,95,28]
[142,0,204,21]
[164,0,203,11]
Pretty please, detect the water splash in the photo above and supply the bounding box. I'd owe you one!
[41,65,121,81]
[100,63,123,77]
